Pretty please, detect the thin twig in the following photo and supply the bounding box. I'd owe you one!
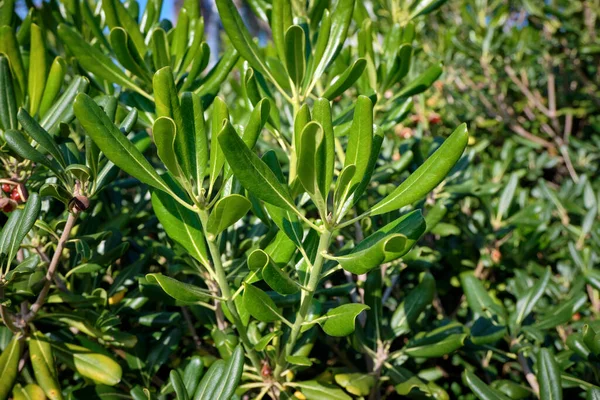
[24,211,79,324]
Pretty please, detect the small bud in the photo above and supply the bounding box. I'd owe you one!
[1,183,11,193]
[69,195,90,212]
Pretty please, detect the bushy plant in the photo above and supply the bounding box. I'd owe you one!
[0,1,598,400]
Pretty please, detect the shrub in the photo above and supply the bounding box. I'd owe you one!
[0,1,598,400]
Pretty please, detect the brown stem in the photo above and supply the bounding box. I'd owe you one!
[24,211,79,323]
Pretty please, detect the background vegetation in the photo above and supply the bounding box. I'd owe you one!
[0,0,599,399]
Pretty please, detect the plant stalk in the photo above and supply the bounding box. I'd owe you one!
[198,210,263,373]
[273,229,333,379]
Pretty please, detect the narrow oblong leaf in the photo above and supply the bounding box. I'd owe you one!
[153,117,180,176]
[371,123,468,215]
[297,121,324,196]
[39,57,67,117]
[537,349,562,400]
[146,274,211,304]
[52,342,122,386]
[29,332,62,400]
[170,370,189,400]
[151,190,209,266]
[210,345,245,400]
[390,272,436,336]
[262,259,299,295]
[460,272,506,321]
[218,120,296,211]
[344,95,373,189]
[0,55,17,130]
[28,24,47,116]
[74,93,172,194]
[404,322,468,358]
[284,25,305,86]
[464,370,512,400]
[323,58,367,100]
[18,109,66,167]
[0,334,22,400]
[514,267,551,325]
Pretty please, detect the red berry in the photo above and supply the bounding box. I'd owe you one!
[10,190,21,202]
[1,183,10,193]
[0,198,17,213]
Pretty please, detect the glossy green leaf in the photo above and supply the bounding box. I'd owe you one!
[297,121,324,196]
[0,55,17,130]
[396,63,443,98]
[344,95,373,189]
[470,317,507,345]
[109,28,151,83]
[193,360,225,400]
[208,97,229,189]
[534,292,587,330]
[371,123,468,215]
[460,272,506,321]
[271,0,292,62]
[181,92,208,186]
[29,332,62,400]
[312,98,335,194]
[537,349,562,400]
[150,190,209,266]
[0,334,22,400]
[28,24,46,116]
[318,303,369,337]
[146,273,211,304]
[170,370,189,400]
[0,192,40,270]
[219,120,296,211]
[39,57,67,117]
[58,25,148,99]
[153,116,180,176]
[18,109,66,167]
[331,210,426,274]
[334,373,376,397]
[210,345,244,400]
[206,194,251,240]
[12,384,45,400]
[405,322,468,358]
[262,258,299,295]
[309,0,355,85]
[390,272,435,336]
[514,267,551,326]
[323,58,367,100]
[52,342,122,386]
[183,356,204,396]
[286,355,312,366]
[464,370,512,400]
[0,26,25,97]
[253,331,282,351]
[74,93,172,194]
[40,75,89,135]
[292,380,352,400]
[285,25,305,86]
[243,283,282,322]
[151,28,171,70]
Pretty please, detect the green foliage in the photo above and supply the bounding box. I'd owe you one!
[0,0,598,399]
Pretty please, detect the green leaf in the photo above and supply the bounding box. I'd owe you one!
[208,97,229,189]
[151,190,209,266]
[286,355,312,366]
[271,0,292,63]
[308,0,356,86]
[0,55,17,130]
[262,257,299,295]
[331,210,426,274]
[0,192,40,270]
[153,117,180,176]
[206,194,251,240]
[3,130,60,175]
[218,120,296,211]
[460,272,506,321]
[496,173,519,222]
[0,26,25,98]
[74,93,172,194]
[396,63,443,98]
[587,388,600,400]
[39,57,67,117]
[405,322,468,358]
[150,28,171,70]
[0,334,22,400]
[534,291,587,330]
[253,331,282,351]
[210,345,245,400]
[215,0,279,86]
[181,92,208,187]
[538,349,562,400]
[334,373,376,397]
[318,303,369,337]
[18,109,66,167]
[285,25,305,86]
[109,28,151,83]
[470,318,507,345]
[154,67,194,177]
[28,24,47,116]
[183,356,204,396]
[292,380,352,400]
[193,360,225,400]
[464,370,512,400]
[371,123,468,215]
[58,24,148,99]
[101,0,147,55]
[40,75,89,135]
[514,267,550,326]
[146,273,211,304]
[52,342,122,386]
[344,95,373,189]
[409,0,448,19]
[323,58,367,100]
[390,272,435,336]
[312,98,335,195]
[29,332,62,400]
[297,121,324,196]
[13,384,46,400]
[170,370,189,400]
[243,283,282,322]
